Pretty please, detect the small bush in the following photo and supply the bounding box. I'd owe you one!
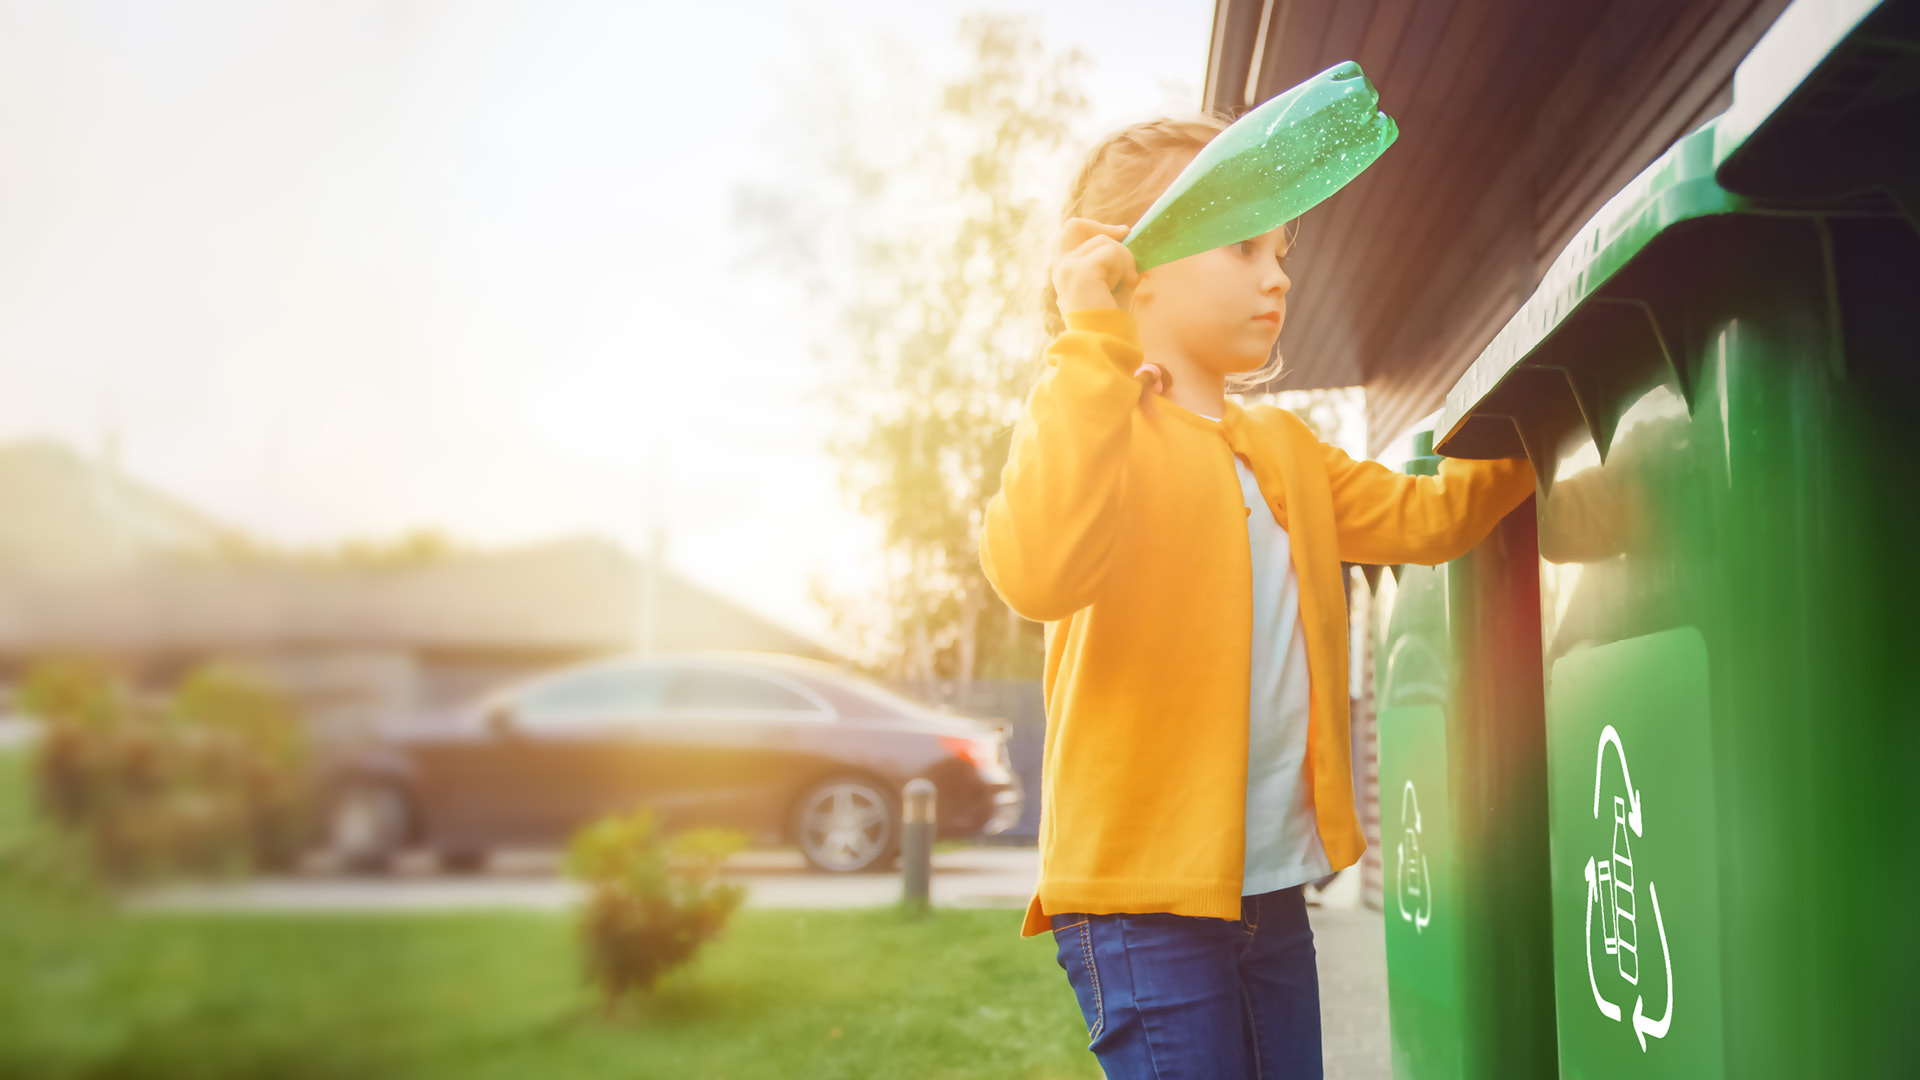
[565,808,747,1015]
[20,659,313,881]
[173,663,314,869]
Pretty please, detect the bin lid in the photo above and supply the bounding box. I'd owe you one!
[1432,0,1915,465]
[1714,0,1917,200]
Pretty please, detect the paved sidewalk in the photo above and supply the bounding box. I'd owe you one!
[1311,904,1391,1080]
[128,845,1041,914]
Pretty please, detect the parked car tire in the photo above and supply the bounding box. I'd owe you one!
[792,776,899,874]
[326,780,410,874]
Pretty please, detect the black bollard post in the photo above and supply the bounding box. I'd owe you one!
[901,778,936,913]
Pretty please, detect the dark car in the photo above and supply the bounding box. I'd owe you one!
[319,651,1022,873]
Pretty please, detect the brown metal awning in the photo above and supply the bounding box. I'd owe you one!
[1204,0,1793,453]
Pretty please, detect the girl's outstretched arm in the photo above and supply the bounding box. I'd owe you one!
[979,308,1143,622]
[1320,440,1536,567]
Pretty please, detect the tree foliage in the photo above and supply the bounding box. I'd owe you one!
[738,16,1089,681]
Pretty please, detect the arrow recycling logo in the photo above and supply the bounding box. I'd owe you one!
[1395,780,1432,933]
[1584,724,1673,1052]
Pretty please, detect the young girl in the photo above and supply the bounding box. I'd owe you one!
[980,115,1535,1079]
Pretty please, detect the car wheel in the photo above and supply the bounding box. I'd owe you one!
[326,780,409,873]
[794,777,898,874]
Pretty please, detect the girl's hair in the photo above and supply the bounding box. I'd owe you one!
[1027,112,1294,396]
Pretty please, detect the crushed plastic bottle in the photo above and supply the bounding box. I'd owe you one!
[1123,60,1399,272]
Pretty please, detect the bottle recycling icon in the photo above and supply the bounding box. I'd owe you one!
[1583,724,1673,1052]
[1395,780,1431,933]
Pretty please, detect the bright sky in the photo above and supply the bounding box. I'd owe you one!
[0,0,1211,655]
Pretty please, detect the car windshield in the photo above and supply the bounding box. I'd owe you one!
[798,671,940,720]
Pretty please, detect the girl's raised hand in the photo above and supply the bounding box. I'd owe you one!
[1052,218,1139,316]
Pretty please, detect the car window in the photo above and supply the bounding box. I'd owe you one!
[516,666,673,729]
[664,667,819,713]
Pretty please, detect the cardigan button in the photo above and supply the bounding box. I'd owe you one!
[1244,506,1252,517]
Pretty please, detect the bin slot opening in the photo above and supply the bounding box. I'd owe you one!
[1717,3,1920,226]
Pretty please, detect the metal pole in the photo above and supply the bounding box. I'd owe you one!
[902,778,936,911]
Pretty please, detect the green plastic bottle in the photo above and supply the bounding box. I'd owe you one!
[1123,60,1399,272]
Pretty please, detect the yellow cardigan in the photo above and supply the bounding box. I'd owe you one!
[980,307,1535,937]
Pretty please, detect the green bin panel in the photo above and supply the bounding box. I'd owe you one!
[1380,700,1460,1079]
[1432,0,1920,1074]
[1376,502,1557,1080]
[1544,628,1726,1079]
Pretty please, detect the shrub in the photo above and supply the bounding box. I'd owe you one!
[172,664,314,869]
[20,659,313,881]
[564,808,747,1015]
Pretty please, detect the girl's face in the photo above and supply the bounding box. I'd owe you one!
[1130,223,1291,376]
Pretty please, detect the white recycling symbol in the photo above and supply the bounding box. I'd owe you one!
[1395,780,1432,933]
[1584,724,1673,1052]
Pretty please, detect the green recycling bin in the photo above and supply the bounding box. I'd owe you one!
[1375,432,1557,1080]
[1433,1,1920,1076]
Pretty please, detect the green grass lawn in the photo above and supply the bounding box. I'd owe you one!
[0,751,1095,1080]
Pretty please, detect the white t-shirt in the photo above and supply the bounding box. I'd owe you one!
[1196,404,1331,895]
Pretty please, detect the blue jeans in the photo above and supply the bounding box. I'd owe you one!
[1049,885,1322,1079]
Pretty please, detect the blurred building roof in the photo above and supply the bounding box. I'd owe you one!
[0,440,839,663]
[0,439,237,578]
[1205,0,1793,452]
